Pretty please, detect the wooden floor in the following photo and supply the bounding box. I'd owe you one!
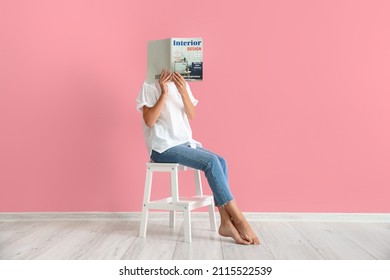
[1,213,389,260]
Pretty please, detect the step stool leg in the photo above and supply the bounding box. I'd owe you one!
[183,206,192,243]
[139,167,153,238]
[208,202,217,232]
[139,208,149,238]
[194,170,203,196]
[170,167,179,228]
[169,210,175,228]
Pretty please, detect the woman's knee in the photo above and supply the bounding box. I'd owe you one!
[205,154,221,171]
[218,156,227,168]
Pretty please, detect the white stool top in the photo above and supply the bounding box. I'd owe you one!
[146,162,194,171]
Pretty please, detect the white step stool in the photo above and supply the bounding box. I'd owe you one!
[139,162,217,243]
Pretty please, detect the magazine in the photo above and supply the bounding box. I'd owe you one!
[146,37,203,82]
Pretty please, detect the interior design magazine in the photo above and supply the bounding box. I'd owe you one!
[146,37,203,82]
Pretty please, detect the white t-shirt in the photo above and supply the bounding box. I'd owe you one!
[136,81,202,155]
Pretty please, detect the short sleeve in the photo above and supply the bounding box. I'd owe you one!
[136,82,158,112]
[185,82,198,106]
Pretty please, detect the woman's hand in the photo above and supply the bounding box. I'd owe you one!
[171,72,187,95]
[158,69,172,94]
[172,72,195,120]
[143,69,170,128]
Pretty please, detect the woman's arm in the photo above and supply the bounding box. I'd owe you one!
[172,72,195,120]
[143,69,171,128]
[142,94,167,127]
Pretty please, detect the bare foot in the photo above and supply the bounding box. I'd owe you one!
[232,218,260,245]
[221,200,260,245]
[219,220,250,245]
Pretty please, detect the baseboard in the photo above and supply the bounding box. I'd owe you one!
[1,212,389,222]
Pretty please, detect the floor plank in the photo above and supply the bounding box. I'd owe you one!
[329,222,390,260]
[1,215,389,260]
[173,221,223,260]
[1,221,84,259]
[254,221,325,259]
[121,220,182,260]
[23,221,109,259]
[221,225,274,260]
[68,220,138,260]
[0,221,41,247]
[290,222,376,259]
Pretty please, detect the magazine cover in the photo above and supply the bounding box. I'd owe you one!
[146,37,203,82]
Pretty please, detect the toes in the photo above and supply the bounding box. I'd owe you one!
[240,234,253,243]
[232,231,250,245]
[242,233,260,245]
[236,236,251,245]
[249,235,260,245]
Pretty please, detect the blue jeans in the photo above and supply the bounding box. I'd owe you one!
[150,142,234,207]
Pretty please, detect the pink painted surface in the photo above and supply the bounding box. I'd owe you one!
[1,0,389,212]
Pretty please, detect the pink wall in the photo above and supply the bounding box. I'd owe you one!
[1,0,389,212]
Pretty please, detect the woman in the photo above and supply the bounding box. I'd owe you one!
[136,69,259,245]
